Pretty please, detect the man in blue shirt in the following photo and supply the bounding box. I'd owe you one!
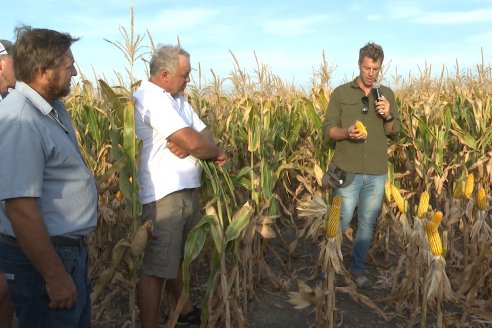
[0,26,97,327]
[0,37,15,328]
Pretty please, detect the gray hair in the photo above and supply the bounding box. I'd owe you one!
[150,44,190,76]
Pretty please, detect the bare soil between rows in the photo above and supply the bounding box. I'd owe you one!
[93,217,461,328]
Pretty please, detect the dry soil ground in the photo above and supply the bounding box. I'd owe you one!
[93,216,418,328]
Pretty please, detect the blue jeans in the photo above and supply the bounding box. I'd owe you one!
[335,174,386,273]
[0,238,91,328]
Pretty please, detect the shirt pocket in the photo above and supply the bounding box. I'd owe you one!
[340,100,363,128]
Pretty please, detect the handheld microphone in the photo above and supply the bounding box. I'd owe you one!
[373,83,382,99]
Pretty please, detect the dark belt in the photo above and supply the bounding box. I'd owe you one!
[1,234,86,247]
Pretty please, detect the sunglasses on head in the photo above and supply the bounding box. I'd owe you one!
[361,96,369,114]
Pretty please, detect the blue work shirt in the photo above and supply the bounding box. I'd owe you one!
[0,82,97,238]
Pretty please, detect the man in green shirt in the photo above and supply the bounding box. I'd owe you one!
[323,42,400,288]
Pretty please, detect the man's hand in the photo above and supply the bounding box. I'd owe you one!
[45,271,77,309]
[214,150,228,167]
[375,95,392,121]
[348,124,367,140]
[167,139,189,159]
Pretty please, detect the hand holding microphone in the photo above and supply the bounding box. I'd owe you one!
[373,84,393,122]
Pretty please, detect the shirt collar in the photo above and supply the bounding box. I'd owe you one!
[350,77,360,89]
[15,81,53,115]
[141,79,165,93]
[141,79,185,103]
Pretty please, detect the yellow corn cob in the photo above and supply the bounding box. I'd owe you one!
[325,195,342,238]
[452,181,464,199]
[384,180,392,203]
[354,120,367,136]
[477,187,487,211]
[464,173,474,199]
[425,223,443,256]
[430,210,443,227]
[391,185,406,214]
[417,191,430,218]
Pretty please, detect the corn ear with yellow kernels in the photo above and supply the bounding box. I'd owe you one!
[417,191,430,218]
[354,120,367,136]
[384,180,392,203]
[391,185,406,214]
[464,173,474,199]
[425,223,443,256]
[477,187,487,210]
[430,210,443,227]
[325,195,342,238]
[115,190,124,202]
[452,181,464,199]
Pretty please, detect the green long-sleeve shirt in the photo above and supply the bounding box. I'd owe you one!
[323,79,400,175]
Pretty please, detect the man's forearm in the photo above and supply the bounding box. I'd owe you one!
[200,128,215,142]
[327,126,350,141]
[169,127,222,160]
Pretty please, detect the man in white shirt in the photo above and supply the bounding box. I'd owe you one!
[134,44,227,328]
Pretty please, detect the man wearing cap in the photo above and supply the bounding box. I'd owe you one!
[0,26,97,327]
[0,39,15,98]
[0,38,15,328]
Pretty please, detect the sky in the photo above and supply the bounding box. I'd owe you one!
[2,0,492,90]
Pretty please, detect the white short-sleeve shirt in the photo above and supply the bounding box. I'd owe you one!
[134,80,207,204]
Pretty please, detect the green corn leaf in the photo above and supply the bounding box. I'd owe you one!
[182,216,209,291]
[205,213,224,252]
[225,202,253,244]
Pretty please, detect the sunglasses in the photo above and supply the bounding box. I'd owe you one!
[361,96,369,114]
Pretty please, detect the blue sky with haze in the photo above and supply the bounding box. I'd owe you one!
[2,0,491,89]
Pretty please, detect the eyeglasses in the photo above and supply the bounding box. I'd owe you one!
[0,44,7,55]
[361,96,369,114]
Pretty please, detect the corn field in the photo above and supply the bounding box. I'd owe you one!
[63,13,492,328]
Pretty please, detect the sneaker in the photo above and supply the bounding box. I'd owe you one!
[352,271,373,288]
[176,306,201,326]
